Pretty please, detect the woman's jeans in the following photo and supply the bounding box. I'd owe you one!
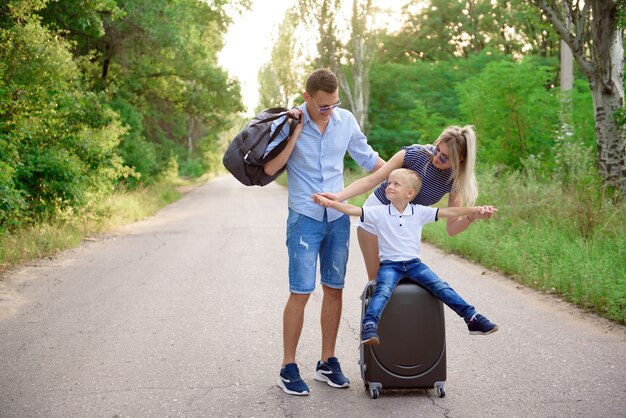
[363,258,477,326]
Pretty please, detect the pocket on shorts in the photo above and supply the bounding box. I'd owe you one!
[287,209,306,236]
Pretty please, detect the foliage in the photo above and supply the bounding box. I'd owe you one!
[378,0,560,63]
[457,57,561,169]
[293,0,377,128]
[36,0,243,186]
[257,6,311,112]
[0,0,245,231]
[0,10,125,228]
[367,52,507,159]
[531,0,626,196]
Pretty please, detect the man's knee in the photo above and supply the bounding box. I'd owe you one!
[287,292,310,307]
[322,285,343,300]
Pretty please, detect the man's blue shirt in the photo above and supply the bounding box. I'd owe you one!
[265,103,379,222]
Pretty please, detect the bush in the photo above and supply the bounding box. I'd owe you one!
[179,157,205,178]
[0,20,125,223]
[457,58,561,169]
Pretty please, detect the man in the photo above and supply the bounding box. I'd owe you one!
[264,68,385,396]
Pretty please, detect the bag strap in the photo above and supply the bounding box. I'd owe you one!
[243,110,292,163]
[258,114,301,165]
[257,109,290,124]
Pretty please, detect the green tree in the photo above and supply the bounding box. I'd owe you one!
[367,52,506,158]
[0,0,125,226]
[457,58,560,168]
[378,0,560,63]
[532,0,626,196]
[257,6,310,111]
[297,0,377,129]
[40,0,244,183]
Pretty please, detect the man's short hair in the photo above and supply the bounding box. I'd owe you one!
[306,68,338,94]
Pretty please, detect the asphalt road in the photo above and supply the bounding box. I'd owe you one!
[1,175,625,418]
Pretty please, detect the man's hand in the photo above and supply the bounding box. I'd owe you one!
[287,108,303,121]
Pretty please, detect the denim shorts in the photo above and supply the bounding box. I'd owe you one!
[286,209,350,294]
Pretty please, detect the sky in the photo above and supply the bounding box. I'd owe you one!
[218,1,294,114]
[218,0,409,115]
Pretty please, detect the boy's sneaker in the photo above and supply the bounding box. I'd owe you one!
[279,363,310,396]
[314,357,350,388]
[361,322,380,345]
[467,314,499,335]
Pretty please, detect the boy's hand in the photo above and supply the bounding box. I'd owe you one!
[312,193,333,207]
[475,205,498,220]
[315,192,338,201]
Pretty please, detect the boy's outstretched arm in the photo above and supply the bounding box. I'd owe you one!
[438,205,498,220]
[312,193,363,217]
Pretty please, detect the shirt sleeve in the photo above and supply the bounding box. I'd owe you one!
[416,204,438,225]
[361,207,380,234]
[263,116,292,158]
[345,113,379,172]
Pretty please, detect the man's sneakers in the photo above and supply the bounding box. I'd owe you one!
[314,357,351,388]
[361,322,380,345]
[467,314,499,335]
[279,359,350,395]
[278,363,310,396]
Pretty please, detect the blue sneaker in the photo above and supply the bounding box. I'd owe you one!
[361,322,380,345]
[314,357,350,388]
[467,314,499,335]
[278,363,310,396]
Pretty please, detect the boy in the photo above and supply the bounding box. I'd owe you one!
[313,168,499,345]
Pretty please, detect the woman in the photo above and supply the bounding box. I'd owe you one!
[316,125,494,280]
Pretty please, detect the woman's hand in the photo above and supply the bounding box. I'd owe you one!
[473,205,498,220]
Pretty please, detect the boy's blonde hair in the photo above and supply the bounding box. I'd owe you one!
[392,168,422,195]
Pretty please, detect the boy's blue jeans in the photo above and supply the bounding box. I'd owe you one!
[363,258,477,327]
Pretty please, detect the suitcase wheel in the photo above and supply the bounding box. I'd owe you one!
[369,387,379,399]
[436,386,446,398]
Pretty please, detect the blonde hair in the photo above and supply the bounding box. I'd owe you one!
[434,125,478,206]
[392,168,422,195]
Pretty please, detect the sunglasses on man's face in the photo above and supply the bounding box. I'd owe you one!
[434,146,449,164]
[310,95,341,113]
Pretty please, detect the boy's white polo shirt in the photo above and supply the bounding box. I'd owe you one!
[361,203,438,262]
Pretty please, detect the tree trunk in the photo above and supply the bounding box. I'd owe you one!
[534,0,626,196]
[344,35,368,129]
[590,3,626,195]
[187,117,195,158]
[590,76,626,194]
[559,6,573,137]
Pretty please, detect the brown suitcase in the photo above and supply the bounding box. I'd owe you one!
[359,279,447,399]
